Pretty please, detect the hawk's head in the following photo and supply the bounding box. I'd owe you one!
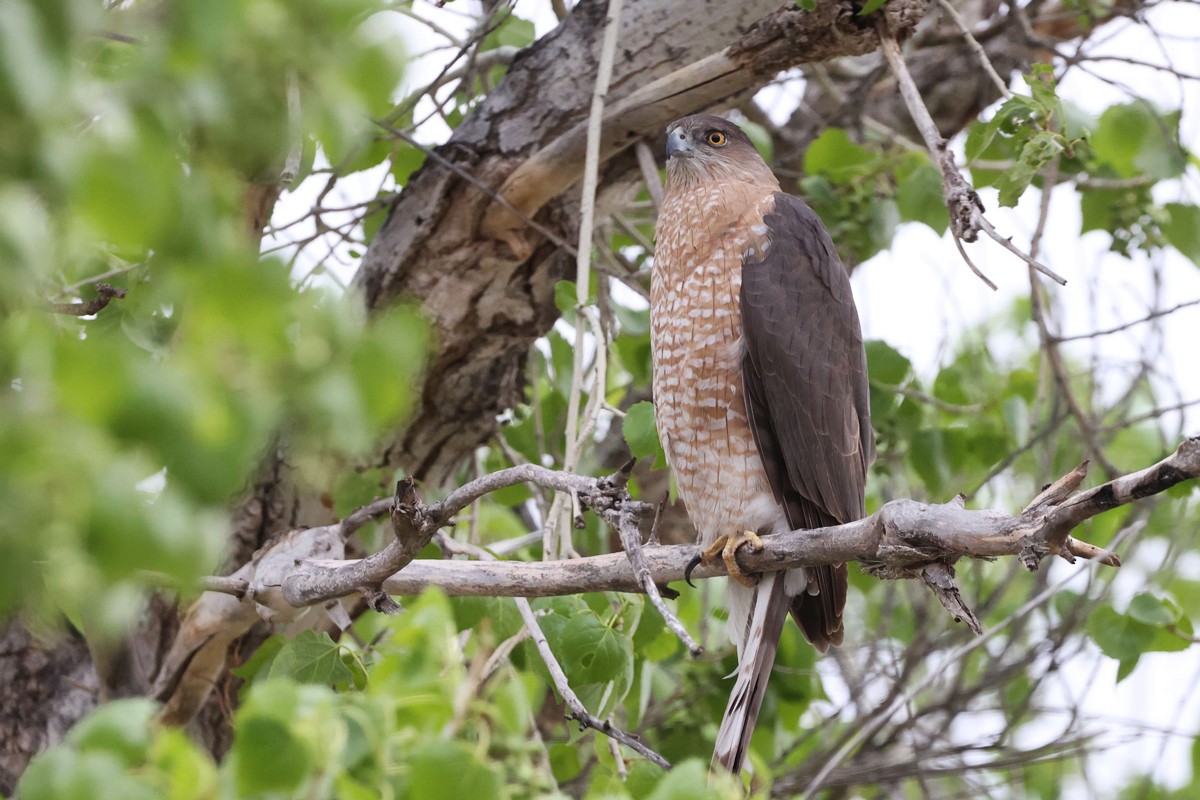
[663,115,775,189]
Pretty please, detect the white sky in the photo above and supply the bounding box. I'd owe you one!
[270,1,1200,793]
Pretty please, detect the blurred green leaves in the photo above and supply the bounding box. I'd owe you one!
[1087,592,1195,682]
[0,0,420,622]
[802,129,947,264]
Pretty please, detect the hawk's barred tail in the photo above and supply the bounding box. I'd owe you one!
[712,572,792,775]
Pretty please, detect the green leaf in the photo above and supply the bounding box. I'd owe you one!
[549,742,584,783]
[408,742,502,800]
[859,0,888,14]
[804,129,876,183]
[555,279,578,315]
[895,154,948,234]
[65,698,157,768]
[998,130,1063,207]
[539,607,633,688]
[481,9,536,51]
[622,400,660,460]
[19,750,160,800]
[1163,203,1200,267]
[647,759,729,800]
[1127,592,1178,626]
[1091,103,1187,180]
[391,143,427,187]
[233,716,312,794]
[866,340,913,386]
[1087,605,1157,664]
[269,630,356,689]
[965,95,1038,164]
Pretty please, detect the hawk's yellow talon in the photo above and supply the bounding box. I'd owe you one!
[700,530,763,588]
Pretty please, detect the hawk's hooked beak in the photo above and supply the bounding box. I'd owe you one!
[666,127,694,159]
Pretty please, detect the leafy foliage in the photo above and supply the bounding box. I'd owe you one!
[0,0,425,627]
[801,128,948,264]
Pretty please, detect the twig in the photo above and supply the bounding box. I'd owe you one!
[201,576,250,598]
[603,461,701,656]
[875,21,983,246]
[514,595,671,769]
[951,232,998,291]
[870,379,986,414]
[978,215,1067,285]
[1025,152,1115,477]
[1051,296,1200,343]
[49,283,127,316]
[635,140,663,210]
[936,0,1011,99]
[876,20,1067,288]
[550,0,624,558]
[58,264,141,295]
[797,520,1145,799]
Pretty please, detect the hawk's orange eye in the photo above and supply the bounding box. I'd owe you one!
[707,131,727,146]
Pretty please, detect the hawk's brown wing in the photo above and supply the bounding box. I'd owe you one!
[740,192,875,650]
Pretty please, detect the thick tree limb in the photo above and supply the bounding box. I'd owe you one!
[483,1,929,247]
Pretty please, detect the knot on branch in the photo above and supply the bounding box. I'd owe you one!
[578,459,656,523]
[391,476,428,539]
[946,180,984,242]
[50,282,128,316]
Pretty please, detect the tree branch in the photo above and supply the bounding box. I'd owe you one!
[267,438,1198,606]
[170,438,1198,729]
[482,1,930,246]
[875,19,1066,288]
[48,282,127,316]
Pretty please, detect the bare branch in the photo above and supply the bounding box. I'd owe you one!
[875,20,1067,288]
[514,597,671,769]
[935,0,1011,100]
[635,140,664,210]
[48,283,127,316]
[200,576,250,598]
[1051,296,1200,343]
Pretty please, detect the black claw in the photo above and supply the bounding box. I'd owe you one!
[684,554,703,588]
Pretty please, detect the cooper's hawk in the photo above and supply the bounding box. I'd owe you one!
[651,115,875,774]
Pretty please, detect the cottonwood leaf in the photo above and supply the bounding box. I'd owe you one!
[623,400,661,460]
[269,630,355,689]
[1128,592,1178,627]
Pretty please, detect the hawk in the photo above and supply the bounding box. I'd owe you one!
[650,115,875,774]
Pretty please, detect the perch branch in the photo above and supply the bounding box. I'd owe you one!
[173,439,1197,729]
[261,439,1200,610]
